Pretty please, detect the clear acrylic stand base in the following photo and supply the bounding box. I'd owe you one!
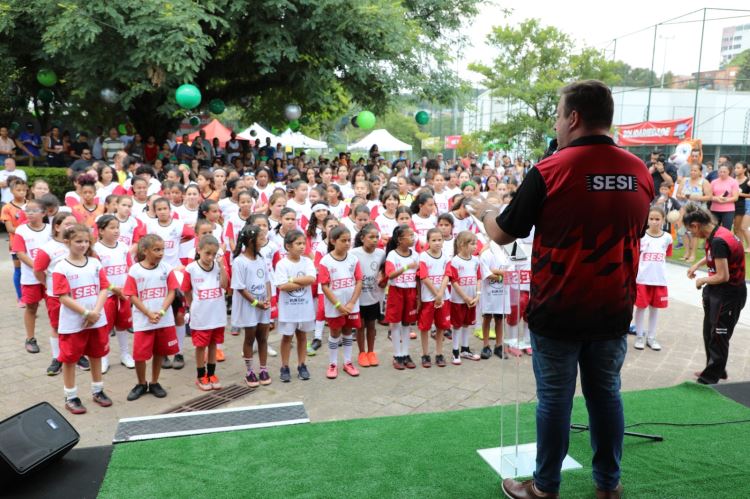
[477,443,582,478]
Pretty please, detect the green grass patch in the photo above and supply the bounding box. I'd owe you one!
[99,383,750,499]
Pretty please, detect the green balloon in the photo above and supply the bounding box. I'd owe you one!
[37,68,57,87]
[37,88,54,103]
[175,84,201,109]
[289,119,300,132]
[208,98,225,114]
[271,127,280,135]
[357,110,376,130]
[189,116,201,126]
[415,110,430,125]
[118,123,127,134]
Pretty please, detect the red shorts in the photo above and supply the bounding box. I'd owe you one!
[21,284,44,305]
[327,313,361,330]
[133,326,179,361]
[316,294,325,321]
[45,295,61,330]
[418,301,451,331]
[450,302,477,328]
[191,326,225,348]
[384,286,418,324]
[58,327,110,363]
[635,284,668,309]
[104,295,133,331]
[506,290,529,326]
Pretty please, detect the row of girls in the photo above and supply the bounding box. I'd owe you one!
[5,166,530,415]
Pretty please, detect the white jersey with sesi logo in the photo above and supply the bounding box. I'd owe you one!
[115,215,143,247]
[94,241,131,292]
[144,218,190,269]
[52,257,109,334]
[183,260,226,330]
[418,251,449,302]
[350,247,385,306]
[123,262,178,332]
[636,232,673,286]
[12,223,51,285]
[273,256,317,322]
[384,250,418,289]
[34,239,69,296]
[446,255,481,304]
[318,252,363,318]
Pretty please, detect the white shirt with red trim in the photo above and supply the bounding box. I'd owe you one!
[52,257,109,334]
[174,205,199,225]
[143,219,193,269]
[328,201,346,220]
[273,256,316,322]
[434,190,450,215]
[270,231,290,264]
[384,250,419,289]
[94,241,132,292]
[123,262,178,332]
[287,198,311,229]
[441,238,455,259]
[183,261,226,330]
[412,213,437,245]
[34,239,68,296]
[319,252,363,318]
[451,213,478,238]
[350,247,385,306]
[223,212,250,248]
[375,213,398,242]
[131,199,148,218]
[636,232,673,286]
[418,251,449,302]
[116,215,144,247]
[218,198,239,221]
[255,183,276,205]
[479,248,511,314]
[12,223,51,285]
[446,255,481,304]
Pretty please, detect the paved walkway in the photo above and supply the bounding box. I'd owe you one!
[0,238,748,448]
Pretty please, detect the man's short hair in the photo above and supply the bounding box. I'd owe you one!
[560,80,614,129]
[720,154,732,163]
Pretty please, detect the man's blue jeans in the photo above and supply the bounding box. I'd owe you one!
[530,332,627,493]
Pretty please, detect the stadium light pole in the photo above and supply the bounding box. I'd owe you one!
[646,24,658,121]
[693,8,706,136]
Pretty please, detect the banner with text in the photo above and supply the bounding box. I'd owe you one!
[445,135,462,149]
[614,117,693,146]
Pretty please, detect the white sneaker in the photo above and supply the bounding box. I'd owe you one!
[267,345,278,357]
[101,356,110,374]
[460,349,480,361]
[647,337,662,351]
[451,353,462,365]
[634,336,645,350]
[120,353,135,369]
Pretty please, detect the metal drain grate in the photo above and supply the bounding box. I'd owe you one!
[162,384,255,414]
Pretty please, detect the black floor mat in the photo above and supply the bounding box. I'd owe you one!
[1,445,112,499]
[712,381,750,409]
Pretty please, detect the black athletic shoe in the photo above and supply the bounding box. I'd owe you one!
[480,346,492,359]
[172,354,185,370]
[148,382,167,398]
[93,390,113,407]
[65,397,86,415]
[403,355,416,369]
[435,354,447,367]
[297,364,311,380]
[310,338,322,351]
[46,358,62,376]
[494,345,508,359]
[280,366,291,383]
[127,383,148,401]
[421,355,432,368]
[161,356,173,369]
[77,356,90,371]
[25,337,40,353]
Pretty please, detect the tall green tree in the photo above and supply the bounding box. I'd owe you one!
[730,49,750,91]
[469,19,621,157]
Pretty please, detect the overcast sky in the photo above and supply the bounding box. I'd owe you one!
[461,2,750,84]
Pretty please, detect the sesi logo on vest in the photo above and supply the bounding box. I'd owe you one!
[585,174,638,192]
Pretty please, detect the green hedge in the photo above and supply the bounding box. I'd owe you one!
[19,166,72,201]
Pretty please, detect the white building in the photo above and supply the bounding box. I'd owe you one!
[720,24,750,66]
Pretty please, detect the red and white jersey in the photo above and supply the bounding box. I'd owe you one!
[350,247,385,306]
[64,191,80,208]
[174,205,199,226]
[446,255,481,304]
[434,190,450,215]
[270,231,290,264]
[319,253,362,318]
[328,201,346,220]
[34,239,69,296]
[636,232,673,286]
[131,198,148,218]
[287,199,311,229]
[143,218,194,269]
[255,183,276,205]
[116,215,145,247]
[218,198,239,221]
[224,212,251,247]
[308,228,326,258]
[412,213,437,245]
[96,182,127,203]
[451,213,478,238]
[418,251,449,302]
[52,257,109,334]
[375,213,399,242]
[259,240,279,296]
[182,261,226,330]
[12,223,51,285]
[273,256,317,322]
[123,262,179,331]
[384,250,419,289]
[367,200,382,219]
[441,238,455,259]
[94,241,132,292]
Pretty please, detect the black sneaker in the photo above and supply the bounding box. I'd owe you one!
[127,383,148,401]
[494,345,508,359]
[311,338,322,351]
[280,366,291,382]
[25,337,40,354]
[161,356,173,369]
[93,390,113,407]
[435,354,446,367]
[392,356,405,370]
[421,355,432,368]
[46,358,62,376]
[480,346,493,359]
[77,356,90,371]
[403,355,416,369]
[65,397,86,415]
[148,382,167,398]
[109,329,116,337]
[444,330,452,340]
[297,364,311,380]
[172,354,185,370]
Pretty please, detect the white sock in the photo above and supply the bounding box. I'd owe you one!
[244,357,254,372]
[64,385,77,401]
[342,334,353,363]
[328,335,339,365]
[91,381,104,395]
[390,324,401,357]
[647,307,659,340]
[462,327,471,348]
[634,307,646,337]
[400,325,410,356]
[50,337,60,358]
[176,325,186,352]
[452,328,461,350]
[116,330,130,356]
[314,320,324,339]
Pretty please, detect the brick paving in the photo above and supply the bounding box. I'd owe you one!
[0,238,748,448]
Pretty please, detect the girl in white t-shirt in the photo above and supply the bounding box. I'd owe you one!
[232,225,272,388]
[479,245,510,360]
[287,181,311,229]
[375,190,399,248]
[224,190,254,253]
[267,191,286,231]
[416,228,451,368]
[351,224,385,368]
[52,224,111,415]
[446,231,481,364]
[270,207,297,262]
[310,216,340,351]
[411,192,437,247]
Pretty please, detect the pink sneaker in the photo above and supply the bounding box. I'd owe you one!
[326,363,338,379]
[343,362,360,377]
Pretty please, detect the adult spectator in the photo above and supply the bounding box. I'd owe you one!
[226,131,241,164]
[112,150,129,185]
[43,126,65,167]
[474,80,653,499]
[91,125,105,160]
[196,130,213,162]
[647,150,676,196]
[707,154,731,183]
[0,127,16,162]
[275,142,285,160]
[15,123,41,166]
[144,135,158,164]
[259,137,275,160]
[436,152,446,171]
[128,133,145,161]
[69,132,90,161]
[174,134,195,163]
[708,163,738,229]
[0,158,28,205]
[685,203,746,385]
[102,127,125,163]
[68,148,94,177]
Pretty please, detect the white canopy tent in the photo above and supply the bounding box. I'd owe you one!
[279,128,329,149]
[236,122,281,143]
[347,129,413,152]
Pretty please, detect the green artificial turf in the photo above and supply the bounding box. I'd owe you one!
[98,383,750,498]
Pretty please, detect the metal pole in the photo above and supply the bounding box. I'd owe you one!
[646,24,658,120]
[693,8,706,136]
[612,38,617,60]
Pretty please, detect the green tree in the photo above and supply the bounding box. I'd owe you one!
[0,0,481,138]
[730,49,750,91]
[611,62,657,87]
[469,19,620,158]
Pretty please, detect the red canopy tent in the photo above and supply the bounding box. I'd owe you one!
[187,119,233,144]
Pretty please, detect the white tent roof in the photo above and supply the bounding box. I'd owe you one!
[236,122,281,143]
[279,128,329,149]
[347,129,412,152]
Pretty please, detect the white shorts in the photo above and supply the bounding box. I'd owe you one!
[277,321,315,336]
[232,306,271,329]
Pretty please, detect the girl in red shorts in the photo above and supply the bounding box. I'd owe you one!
[319,226,363,379]
[446,230,481,365]
[123,234,180,401]
[52,224,111,415]
[182,234,228,391]
[417,228,451,368]
[93,215,135,371]
[383,224,419,370]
